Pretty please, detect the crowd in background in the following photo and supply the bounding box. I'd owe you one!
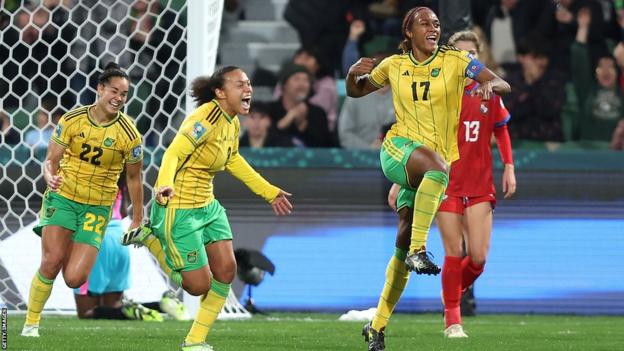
[232,0,624,150]
[3,0,624,151]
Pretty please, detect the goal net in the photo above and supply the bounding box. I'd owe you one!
[0,0,248,319]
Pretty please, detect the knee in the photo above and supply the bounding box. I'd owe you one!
[469,254,487,267]
[183,280,211,296]
[40,254,64,278]
[64,274,87,289]
[212,261,236,284]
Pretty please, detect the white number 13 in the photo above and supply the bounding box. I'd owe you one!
[463,121,480,142]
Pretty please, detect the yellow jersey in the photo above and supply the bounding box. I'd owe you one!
[156,100,280,209]
[369,45,484,163]
[51,105,143,206]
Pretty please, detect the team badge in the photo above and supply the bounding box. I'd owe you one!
[54,124,62,138]
[45,207,56,218]
[431,68,441,77]
[480,103,488,114]
[103,137,115,147]
[191,122,206,140]
[187,250,198,263]
[131,145,142,158]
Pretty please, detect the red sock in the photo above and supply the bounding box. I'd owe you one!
[442,256,462,327]
[461,256,484,290]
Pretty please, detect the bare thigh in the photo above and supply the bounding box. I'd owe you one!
[436,211,464,257]
[463,201,493,265]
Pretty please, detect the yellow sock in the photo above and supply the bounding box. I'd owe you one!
[409,170,448,253]
[371,249,409,332]
[25,271,54,326]
[185,278,230,344]
[144,235,171,275]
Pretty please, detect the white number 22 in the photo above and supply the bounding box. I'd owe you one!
[463,121,480,142]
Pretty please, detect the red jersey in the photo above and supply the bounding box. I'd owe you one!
[446,81,510,197]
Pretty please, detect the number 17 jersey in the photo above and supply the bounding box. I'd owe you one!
[369,46,484,163]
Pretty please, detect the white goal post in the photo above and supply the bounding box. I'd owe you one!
[0,0,249,320]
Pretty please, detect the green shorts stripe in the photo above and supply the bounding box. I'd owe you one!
[380,136,424,189]
[150,199,233,272]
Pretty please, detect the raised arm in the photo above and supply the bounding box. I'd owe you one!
[346,58,381,98]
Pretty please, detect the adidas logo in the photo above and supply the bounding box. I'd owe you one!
[79,132,85,138]
[402,70,410,76]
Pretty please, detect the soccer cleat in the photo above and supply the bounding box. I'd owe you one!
[444,324,468,338]
[122,299,164,322]
[160,290,191,321]
[180,341,214,351]
[20,324,40,337]
[121,220,152,247]
[405,250,441,275]
[362,322,385,351]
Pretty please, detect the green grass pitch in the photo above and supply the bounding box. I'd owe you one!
[7,313,624,350]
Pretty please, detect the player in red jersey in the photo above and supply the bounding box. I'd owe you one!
[437,30,516,337]
[388,29,516,338]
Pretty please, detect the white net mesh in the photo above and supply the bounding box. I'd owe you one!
[0,0,246,318]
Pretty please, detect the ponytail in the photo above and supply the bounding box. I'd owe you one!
[190,66,241,107]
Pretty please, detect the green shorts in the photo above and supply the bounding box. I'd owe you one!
[34,191,111,249]
[396,187,416,211]
[380,136,423,189]
[149,199,232,272]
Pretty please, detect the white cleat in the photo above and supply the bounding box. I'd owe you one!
[444,324,468,338]
[21,324,40,337]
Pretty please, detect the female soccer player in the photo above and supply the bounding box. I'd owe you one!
[129,66,292,351]
[73,177,189,322]
[21,63,144,338]
[390,30,517,338]
[346,7,511,350]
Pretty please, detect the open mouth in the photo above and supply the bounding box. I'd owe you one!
[426,34,438,45]
[241,97,252,110]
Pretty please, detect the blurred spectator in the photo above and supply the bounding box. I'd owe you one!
[610,119,624,150]
[571,8,623,141]
[284,0,350,74]
[484,0,523,66]
[533,0,608,75]
[268,64,334,147]
[342,19,368,76]
[0,111,20,145]
[504,37,565,141]
[274,47,338,132]
[25,108,61,149]
[367,0,402,37]
[338,85,394,149]
[240,102,294,148]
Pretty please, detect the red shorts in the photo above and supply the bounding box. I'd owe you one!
[438,194,496,215]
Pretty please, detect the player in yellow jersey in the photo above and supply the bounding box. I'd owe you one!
[346,7,511,350]
[21,63,144,338]
[123,66,292,351]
